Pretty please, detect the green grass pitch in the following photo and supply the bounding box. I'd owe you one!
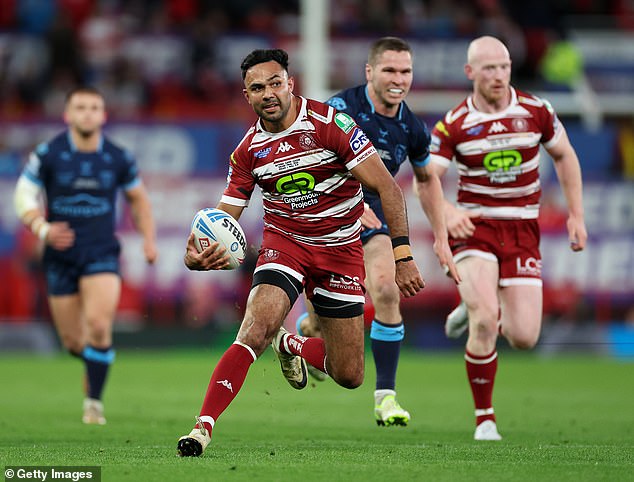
[1,349,633,481]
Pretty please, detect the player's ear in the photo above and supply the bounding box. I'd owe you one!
[287,76,294,93]
[242,88,251,104]
[464,63,474,80]
[365,63,372,81]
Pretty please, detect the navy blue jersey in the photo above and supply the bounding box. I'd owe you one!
[326,85,431,203]
[21,131,141,263]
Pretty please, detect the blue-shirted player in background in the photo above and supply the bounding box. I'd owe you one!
[296,37,459,426]
[13,86,158,424]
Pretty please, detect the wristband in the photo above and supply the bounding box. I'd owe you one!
[393,244,412,261]
[30,216,50,241]
[38,222,51,241]
[391,236,410,248]
[395,256,413,264]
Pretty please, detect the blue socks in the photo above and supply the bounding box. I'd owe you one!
[82,345,115,400]
[296,312,309,336]
[370,319,404,391]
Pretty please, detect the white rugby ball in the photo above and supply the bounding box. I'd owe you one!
[190,208,247,270]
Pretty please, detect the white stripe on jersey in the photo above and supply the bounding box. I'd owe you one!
[460,179,541,198]
[456,131,542,156]
[264,219,363,247]
[457,203,540,219]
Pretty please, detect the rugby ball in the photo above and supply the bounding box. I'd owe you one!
[190,208,247,270]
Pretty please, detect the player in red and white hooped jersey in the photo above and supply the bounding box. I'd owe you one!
[428,36,587,441]
[176,48,425,457]
[223,95,372,247]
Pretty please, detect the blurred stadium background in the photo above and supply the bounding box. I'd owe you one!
[0,0,632,357]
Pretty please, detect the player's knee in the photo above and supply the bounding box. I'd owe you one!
[507,332,539,350]
[330,361,364,389]
[55,330,82,352]
[369,277,400,307]
[88,324,110,345]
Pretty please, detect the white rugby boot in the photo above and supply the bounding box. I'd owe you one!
[82,398,106,425]
[177,416,212,457]
[474,420,502,441]
[271,327,308,390]
[445,301,469,339]
[374,390,410,427]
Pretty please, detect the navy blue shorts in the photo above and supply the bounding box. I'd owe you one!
[44,254,120,296]
[360,196,390,245]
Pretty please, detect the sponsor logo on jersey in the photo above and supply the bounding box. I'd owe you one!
[284,192,319,209]
[276,172,315,195]
[483,149,523,183]
[512,118,528,132]
[349,127,370,154]
[73,177,100,189]
[51,194,110,217]
[276,142,294,154]
[466,125,484,136]
[335,112,356,133]
[254,147,272,159]
[515,257,542,277]
[488,121,507,133]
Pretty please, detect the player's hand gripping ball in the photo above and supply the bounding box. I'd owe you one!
[190,208,247,270]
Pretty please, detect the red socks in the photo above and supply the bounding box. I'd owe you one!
[197,342,256,434]
[281,332,327,373]
[465,349,498,425]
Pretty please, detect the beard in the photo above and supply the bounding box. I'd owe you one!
[75,126,96,138]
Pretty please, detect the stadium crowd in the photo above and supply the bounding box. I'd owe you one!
[1,0,631,120]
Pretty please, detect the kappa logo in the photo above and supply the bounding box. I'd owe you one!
[276,142,295,154]
[488,121,507,133]
[471,378,490,385]
[217,379,233,393]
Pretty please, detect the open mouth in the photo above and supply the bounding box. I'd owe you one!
[387,88,404,94]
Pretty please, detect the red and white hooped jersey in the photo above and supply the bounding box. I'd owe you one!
[430,87,564,220]
[221,96,377,246]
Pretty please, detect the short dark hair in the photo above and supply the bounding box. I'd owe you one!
[240,49,289,80]
[65,86,104,104]
[368,37,412,66]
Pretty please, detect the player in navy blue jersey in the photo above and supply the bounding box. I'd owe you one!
[13,86,157,425]
[295,37,460,426]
